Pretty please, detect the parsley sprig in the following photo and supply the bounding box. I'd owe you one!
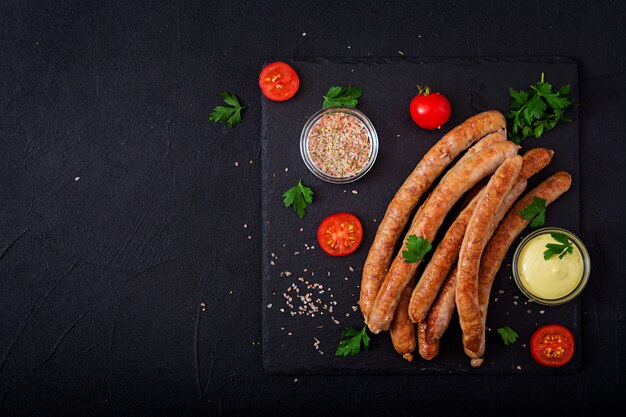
[543,232,574,260]
[335,325,370,357]
[497,326,519,346]
[282,179,314,219]
[322,86,363,108]
[209,92,246,128]
[402,235,432,263]
[519,196,548,228]
[505,73,572,144]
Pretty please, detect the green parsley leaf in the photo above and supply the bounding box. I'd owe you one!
[508,87,529,107]
[497,326,519,346]
[209,92,246,128]
[282,179,314,219]
[402,235,432,263]
[505,73,573,144]
[322,85,363,108]
[519,196,547,228]
[543,232,574,260]
[335,325,370,357]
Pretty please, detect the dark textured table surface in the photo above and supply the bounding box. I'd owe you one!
[1,1,625,415]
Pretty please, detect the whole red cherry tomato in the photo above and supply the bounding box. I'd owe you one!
[409,85,452,129]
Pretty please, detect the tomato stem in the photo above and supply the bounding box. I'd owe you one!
[417,84,431,96]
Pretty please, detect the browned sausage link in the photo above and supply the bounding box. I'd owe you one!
[415,130,506,220]
[417,321,438,361]
[485,181,528,240]
[464,130,506,153]
[418,266,458,360]
[517,148,554,181]
[470,171,573,367]
[456,155,523,357]
[456,147,548,223]
[367,141,519,334]
[419,182,527,360]
[409,148,552,325]
[412,129,505,223]
[408,190,483,324]
[359,111,506,322]
[405,132,504,238]
[439,130,506,182]
[390,277,417,361]
[420,179,532,360]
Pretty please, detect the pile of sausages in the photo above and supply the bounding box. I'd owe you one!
[359,111,572,366]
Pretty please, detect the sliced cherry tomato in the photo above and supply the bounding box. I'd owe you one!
[317,213,363,257]
[259,62,300,101]
[530,324,575,367]
[409,85,452,129]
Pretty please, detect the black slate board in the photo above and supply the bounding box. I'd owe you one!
[261,57,579,374]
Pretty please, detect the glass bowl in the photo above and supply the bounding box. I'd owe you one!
[300,106,378,184]
[512,227,590,306]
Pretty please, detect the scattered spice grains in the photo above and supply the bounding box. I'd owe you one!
[307,112,371,178]
[270,245,364,355]
[281,277,337,320]
[313,337,324,355]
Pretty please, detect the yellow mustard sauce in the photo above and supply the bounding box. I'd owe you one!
[517,233,584,300]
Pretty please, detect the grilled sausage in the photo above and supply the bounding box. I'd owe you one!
[408,190,483,324]
[409,148,554,324]
[418,265,457,360]
[419,181,527,360]
[390,277,417,361]
[470,171,573,367]
[359,111,506,322]
[456,156,522,357]
[418,149,554,360]
[367,141,519,334]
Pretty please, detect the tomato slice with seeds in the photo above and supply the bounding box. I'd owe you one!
[317,213,363,257]
[259,62,300,101]
[530,324,575,367]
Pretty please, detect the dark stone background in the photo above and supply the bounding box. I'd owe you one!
[0,1,624,415]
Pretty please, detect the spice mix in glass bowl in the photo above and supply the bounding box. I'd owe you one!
[300,107,378,184]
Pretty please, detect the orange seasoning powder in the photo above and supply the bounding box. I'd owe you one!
[307,112,371,178]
